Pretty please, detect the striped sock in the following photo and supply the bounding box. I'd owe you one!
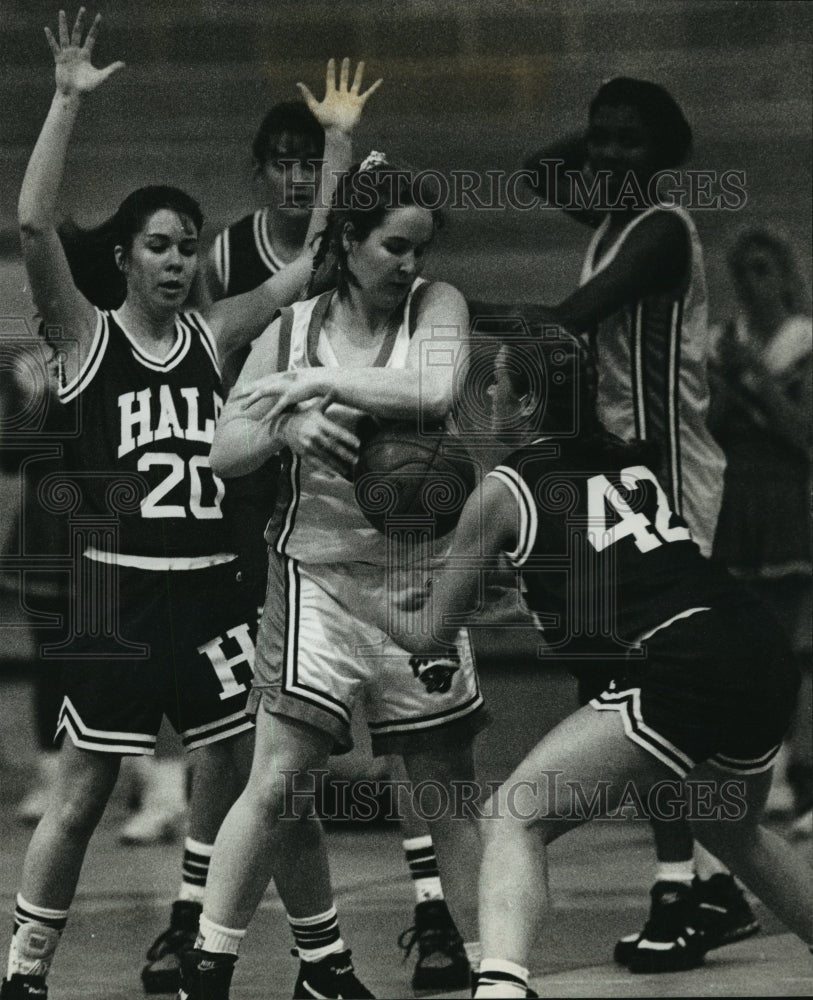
[7,895,68,980]
[403,835,443,902]
[195,913,246,957]
[288,906,345,963]
[179,837,213,904]
[655,860,695,886]
[475,959,529,998]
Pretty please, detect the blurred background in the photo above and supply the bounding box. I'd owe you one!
[0,7,810,995]
[0,0,810,810]
[0,0,810,314]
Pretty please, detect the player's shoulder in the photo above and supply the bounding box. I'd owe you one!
[220,210,259,238]
[629,206,692,248]
[411,279,468,317]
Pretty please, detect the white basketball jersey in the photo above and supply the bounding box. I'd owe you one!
[580,206,726,556]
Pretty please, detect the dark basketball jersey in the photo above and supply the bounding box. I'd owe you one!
[212,208,286,300]
[57,309,234,564]
[487,437,740,662]
[210,209,288,597]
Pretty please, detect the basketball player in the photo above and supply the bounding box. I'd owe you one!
[1,10,377,999]
[393,332,812,998]
[140,98,325,1000]
[178,155,483,1000]
[205,97,470,995]
[521,77,756,971]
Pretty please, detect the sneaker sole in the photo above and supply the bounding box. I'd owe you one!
[628,949,705,974]
[704,919,760,951]
[411,967,471,992]
[141,967,182,994]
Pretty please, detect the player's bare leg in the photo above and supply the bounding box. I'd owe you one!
[391,753,471,991]
[691,762,813,944]
[402,737,481,983]
[4,743,121,994]
[475,708,693,997]
[181,713,373,999]
[141,731,254,993]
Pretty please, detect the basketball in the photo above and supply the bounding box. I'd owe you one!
[353,421,476,537]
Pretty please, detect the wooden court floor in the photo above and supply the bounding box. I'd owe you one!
[0,800,810,1000]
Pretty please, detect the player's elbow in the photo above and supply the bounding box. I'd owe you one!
[210,425,248,479]
[420,376,454,421]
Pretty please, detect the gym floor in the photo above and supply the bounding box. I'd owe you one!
[0,667,810,1000]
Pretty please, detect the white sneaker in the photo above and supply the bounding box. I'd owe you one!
[765,780,796,817]
[118,804,184,845]
[789,809,812,840]
[118,758,186,846]
[15,753,60,825]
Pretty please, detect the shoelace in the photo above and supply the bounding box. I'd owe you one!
[397,922,456,961]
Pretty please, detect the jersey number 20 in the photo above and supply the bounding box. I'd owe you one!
[138,452,225,519]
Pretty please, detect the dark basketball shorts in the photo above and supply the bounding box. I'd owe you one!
[54,559,256,754]
[250,550,488,756]
[589,603,800,778]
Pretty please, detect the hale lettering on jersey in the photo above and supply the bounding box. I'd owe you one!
[118,386,223,458]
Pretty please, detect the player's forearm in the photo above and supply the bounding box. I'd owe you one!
[305,127,353,248]
[210,413,281,479]
[313,369,453,421]
[19,92,81,235]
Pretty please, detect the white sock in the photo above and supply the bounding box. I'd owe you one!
[288,906,345,963]
[7,895,68,980]
[693,844,729,880]
[655,860,695,886]
[476,958,529,998]
[464,940,482,972]
[179,837,213,905]
[402,835,443,902]
[195,913,245,956]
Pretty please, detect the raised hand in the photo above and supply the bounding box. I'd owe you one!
[298,57,382,135]
[45,8,125,97]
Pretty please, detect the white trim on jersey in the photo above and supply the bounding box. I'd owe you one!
[112,309,192,372]
[281,555,353,727]
[666,299,682,514]
[708,745,780,775]
[590,686,696,778]
[183,310,222,376]
[58,310,109,404]
[83,546,236,571]
[254,207,286,274]
[632,302,646,438]
[214,228,230,292]
[181,711,255,751]
[487,466,538,567]
[57,696,157,755]
[368,692,485,737]
[634,606,710,643]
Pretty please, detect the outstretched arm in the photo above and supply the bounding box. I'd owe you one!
[204,58,382,361]
[18,8,124,377]
[393,476,519,655]
[548,210,690,334]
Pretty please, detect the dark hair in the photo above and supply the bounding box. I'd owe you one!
[310,157,445,295]
[500,329,601,440]
[589,77,693,169]
[252,100,325,167]
[727,227,811,317]
[58,185,203,309]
